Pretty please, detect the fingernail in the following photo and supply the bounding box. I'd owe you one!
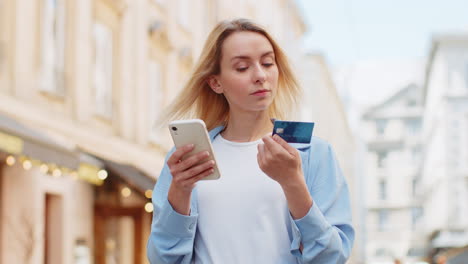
[205,151,210,156]
[188,144,195,148]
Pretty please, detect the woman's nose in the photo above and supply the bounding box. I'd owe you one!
[253,64,266,84]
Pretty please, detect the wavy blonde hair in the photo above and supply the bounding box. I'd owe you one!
[157,18,301,131]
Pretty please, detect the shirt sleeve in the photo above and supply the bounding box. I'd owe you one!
[146,149,198,264]
[289,141,355,264]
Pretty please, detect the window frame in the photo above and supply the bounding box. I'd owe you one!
[92,21,114,119]
[39,0,67,95]
[378,209,389,231]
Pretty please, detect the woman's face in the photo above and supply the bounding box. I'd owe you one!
[211,31,279,114]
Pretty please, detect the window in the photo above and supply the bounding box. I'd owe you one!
[378,209,389,231]
[466,115,468,165]
[449,119,461,168]
[411,147,421,163]
[406,119,422,135]
[379,180,387,200]
[377,151,388,168]
[411,177,418,197]
[177,0,190,29]
[148,60,162,142]
[376,119,387,135]
[40,0,66,93]
[465,63,468,90]
[406,99,417,107]
[411,207,423,229]
[375,247,392,257]
[0,0,4,71]
[93,22,113,118]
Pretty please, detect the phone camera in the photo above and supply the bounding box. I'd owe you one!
[171,126,178,131]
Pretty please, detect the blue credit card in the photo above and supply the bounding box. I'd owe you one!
[272,120,314,143]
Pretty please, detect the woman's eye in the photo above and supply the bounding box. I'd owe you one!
[263,63,274,67]
[236,67,248,72]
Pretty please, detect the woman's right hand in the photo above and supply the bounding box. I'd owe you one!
[167,144,215,215]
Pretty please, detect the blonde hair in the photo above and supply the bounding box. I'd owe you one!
[157,18,301,131]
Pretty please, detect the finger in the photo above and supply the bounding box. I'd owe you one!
[262,135,287,157]
[180,159,215,181]
[176,151,210,172]
[261,139,276,163]
[167,144,195,165]
[272,134,297,156]
[187,167,216,185]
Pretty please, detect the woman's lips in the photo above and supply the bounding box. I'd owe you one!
[252,89,270,96]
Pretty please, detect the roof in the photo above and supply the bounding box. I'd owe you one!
[422,32,468,105]
[363,83,421,120]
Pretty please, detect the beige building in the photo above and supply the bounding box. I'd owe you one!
[0,0,314,264]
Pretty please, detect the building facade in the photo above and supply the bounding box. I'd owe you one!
[362,84,425,264]
[0,0,317,264]
[419,34,468,262]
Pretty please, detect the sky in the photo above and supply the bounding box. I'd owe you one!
[296,0,468,67]
[295,0,468,127]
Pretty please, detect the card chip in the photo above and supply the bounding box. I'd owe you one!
[276,128,284,134]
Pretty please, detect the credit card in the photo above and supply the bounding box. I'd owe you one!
[272,120,314,143]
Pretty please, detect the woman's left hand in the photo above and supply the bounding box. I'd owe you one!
[257,134,305,188]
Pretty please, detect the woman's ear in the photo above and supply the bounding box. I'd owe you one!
[207,76,223,94]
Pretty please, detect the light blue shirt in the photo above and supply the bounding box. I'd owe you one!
[147,126,355,264]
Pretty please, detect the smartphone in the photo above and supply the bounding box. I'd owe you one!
[272,119,315,144]
[168,119,221,180]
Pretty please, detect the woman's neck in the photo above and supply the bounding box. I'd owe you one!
[221,111,273,142]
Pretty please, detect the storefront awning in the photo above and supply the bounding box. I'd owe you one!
[432,230,468,248]
[0,113,107,185]
[100,158,156,195]
[447,247,468,264]
[0,113,79,169]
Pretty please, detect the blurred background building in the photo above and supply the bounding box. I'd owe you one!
[361,33,468,264]
[362,83,425,264]
[0,0,359,264]
[419,33,468,263]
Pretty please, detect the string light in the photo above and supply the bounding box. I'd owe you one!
[40,164,49,174]
[6,155,16,166]
[145,189,153,199]
[121,187,131,198]
[22,159,32,170]
[3,153,106,185]
[52,168,62,177]
[98,170,108,180]
[145,202,154,213]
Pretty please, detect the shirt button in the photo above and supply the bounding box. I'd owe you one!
[189,222,195,230]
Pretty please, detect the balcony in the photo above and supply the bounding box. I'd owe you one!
[367,138,404,152]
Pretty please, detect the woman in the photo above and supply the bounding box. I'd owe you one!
[147,18,354,264]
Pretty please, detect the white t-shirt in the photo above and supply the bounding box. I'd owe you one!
[194,134,299,264]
